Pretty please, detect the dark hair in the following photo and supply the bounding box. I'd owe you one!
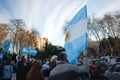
[57,52,67,61]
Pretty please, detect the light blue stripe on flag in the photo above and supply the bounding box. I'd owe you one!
[65,33,88,64]
[64,5,88,64]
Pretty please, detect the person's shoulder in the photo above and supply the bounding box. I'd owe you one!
[65,63,79,69]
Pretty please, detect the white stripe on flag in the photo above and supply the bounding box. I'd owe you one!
[66,19,87,43]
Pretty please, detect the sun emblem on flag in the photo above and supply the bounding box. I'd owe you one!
[65,31,70,42]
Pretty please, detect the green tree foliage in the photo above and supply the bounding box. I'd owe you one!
[35,43,64,60]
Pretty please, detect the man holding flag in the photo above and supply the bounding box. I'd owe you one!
[49,51,90,80]
[49,1,90,80]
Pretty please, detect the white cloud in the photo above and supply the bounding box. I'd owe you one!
[0,0,88,46]
[96,0,120,17]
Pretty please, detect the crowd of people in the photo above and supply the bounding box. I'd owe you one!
[0,48,90,80]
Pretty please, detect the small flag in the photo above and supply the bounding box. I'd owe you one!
[64,5,88,64]
[21,45,37,56]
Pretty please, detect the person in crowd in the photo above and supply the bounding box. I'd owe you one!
[49,51,90,80]
[0,48,4,79]
[10,61,16,80]
[2,60,13,80]
[42,61,50,80]
[0,61,3,80]
[26,62,44,80]
[3,53,8,61]
[116,56,120,62]
[49,55,57,71]
[16,57,28,80]
[78,50,91,80]
[0,48,4,63]
[7,54,12,62]
[12,53,17,63]
[109,56,116,65]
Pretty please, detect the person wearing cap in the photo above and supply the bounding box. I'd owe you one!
[49,51,90,80]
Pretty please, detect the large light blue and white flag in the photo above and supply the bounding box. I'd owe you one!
[64,5,88,64]
[21,45,37,56]
[3,40,11,53]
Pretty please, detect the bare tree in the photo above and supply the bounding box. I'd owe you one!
[0,24,8,41]
[88,17,101,41]
[9,19,26,53]
[88,11,120,56]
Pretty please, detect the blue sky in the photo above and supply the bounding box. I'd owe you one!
[0,0,120,46]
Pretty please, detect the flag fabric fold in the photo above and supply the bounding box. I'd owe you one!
[3,40,11,53]
[21,45,37,56]
[64,5,88,64]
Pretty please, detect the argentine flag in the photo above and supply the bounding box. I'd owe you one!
[21,45,37,56]
[64,5,88,64]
